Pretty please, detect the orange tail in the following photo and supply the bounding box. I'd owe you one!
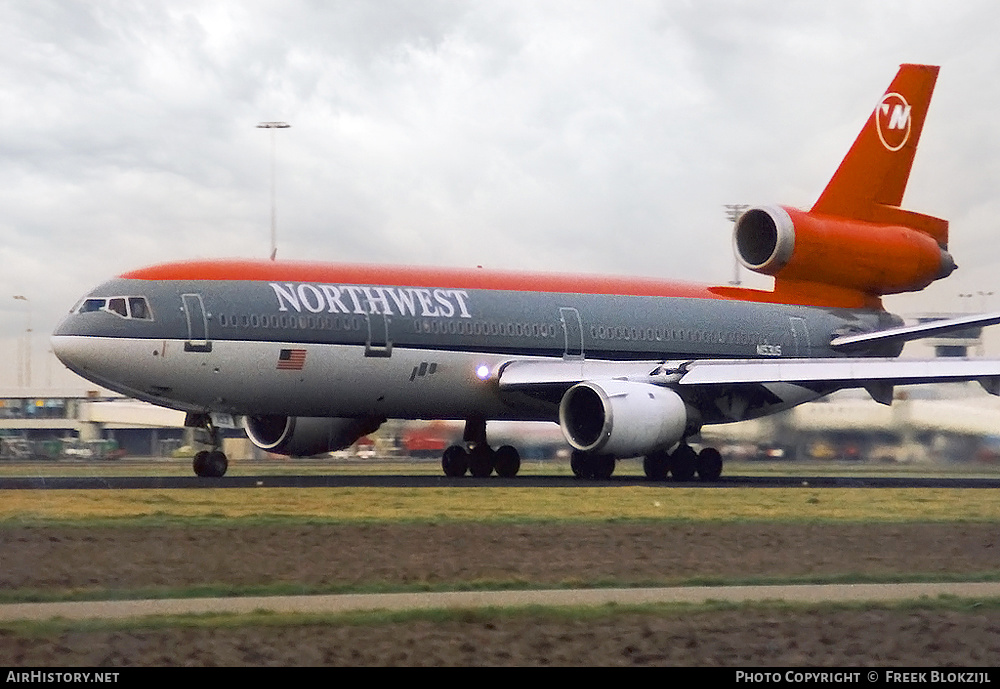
[811,63,947,247]
[720,64,954,310]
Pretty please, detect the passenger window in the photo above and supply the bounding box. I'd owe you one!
[107,298,128,317]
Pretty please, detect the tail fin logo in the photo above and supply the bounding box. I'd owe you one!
[876,92,912,152]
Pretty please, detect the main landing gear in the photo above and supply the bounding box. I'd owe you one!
[441,417,521,478]
[186,413,229,478]
[567,444,723,482]
[641,444,723,482]
[436,419,723,483]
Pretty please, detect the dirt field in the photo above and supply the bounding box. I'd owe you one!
[3,522,1000,666]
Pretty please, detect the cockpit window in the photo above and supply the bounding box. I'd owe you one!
[128,297,150,320]
[79,298,106,313]
[107,298,128,317]
[74,296,154,321]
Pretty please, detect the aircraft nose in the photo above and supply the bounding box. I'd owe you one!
[51,310,83,363]
[50,333,84,374]
[50,332,128,394]
[51,314,112,379]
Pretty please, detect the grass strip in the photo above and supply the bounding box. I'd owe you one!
[4,458,1000,479]
[3,486,1000,525]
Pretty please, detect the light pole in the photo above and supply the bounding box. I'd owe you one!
[256,121,290,260]
[12,295,30,388]
[724,204,750,286]
[978,291,994,312]
[959,293,974,313]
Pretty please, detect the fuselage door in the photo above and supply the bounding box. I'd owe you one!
[182,293,212,353]
[789,316,810,357]
[559,307,584,359]
[363,297,392,358]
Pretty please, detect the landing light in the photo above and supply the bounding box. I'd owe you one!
[475,364,491,381]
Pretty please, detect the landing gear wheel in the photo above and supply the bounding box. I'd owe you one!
[643,450,669,481]
[194,450,227,477]
[696,447,723,482]
[669,444,697,482]
[192,450,210,477]
[494,445,521,478]
[442,445,469,477]
[468,445,496,478]
[205,450,228,478]
[187,414,227,478]
[570,451,615,480]
[592,454,615,480]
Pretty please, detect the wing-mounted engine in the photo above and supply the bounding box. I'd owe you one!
[558,380,696,458]
[734,205,954,298]
[244,415,384,457]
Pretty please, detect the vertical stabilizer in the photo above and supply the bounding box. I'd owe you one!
[811,64,940,230]
[721,64,953,310]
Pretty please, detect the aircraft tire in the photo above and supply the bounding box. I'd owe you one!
[643,451,669,481]
[442,445,469,477]
[192,450,210,477]
[206,450,228,478]
[468,445,495,478]
[592,454,615,480]
[494,445,521,478]
[570,450,590,479]
[669,445,697,482]
[696,447,723,482]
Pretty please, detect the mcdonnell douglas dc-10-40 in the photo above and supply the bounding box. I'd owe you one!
[52,64,1000,479]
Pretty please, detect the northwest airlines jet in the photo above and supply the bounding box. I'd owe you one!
[52,64,1000,479]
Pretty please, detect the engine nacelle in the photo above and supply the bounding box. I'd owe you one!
[733,205,955,295]
[558,381,690,458]
[244,415,384,457]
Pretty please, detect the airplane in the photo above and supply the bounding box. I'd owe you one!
[51,63,1000,480]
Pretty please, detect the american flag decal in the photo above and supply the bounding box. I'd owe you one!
[277,348,307,370]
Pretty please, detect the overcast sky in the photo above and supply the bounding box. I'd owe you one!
[3,1,999,388]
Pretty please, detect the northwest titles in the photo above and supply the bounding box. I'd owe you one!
[270,283,472,318]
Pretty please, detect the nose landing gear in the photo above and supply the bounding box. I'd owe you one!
[186,413,229,478]
[193,449,228,478]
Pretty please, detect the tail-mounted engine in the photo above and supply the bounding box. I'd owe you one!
[244,415,384,457]
[733,205,954,298]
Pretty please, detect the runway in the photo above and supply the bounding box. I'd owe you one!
[3,473,1000,489]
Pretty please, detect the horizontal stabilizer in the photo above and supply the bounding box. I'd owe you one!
[830,312,1000,350]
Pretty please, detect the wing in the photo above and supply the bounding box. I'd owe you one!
[499,309,1000,402]
[674,357,1000,389]
[498,356,1000,403]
